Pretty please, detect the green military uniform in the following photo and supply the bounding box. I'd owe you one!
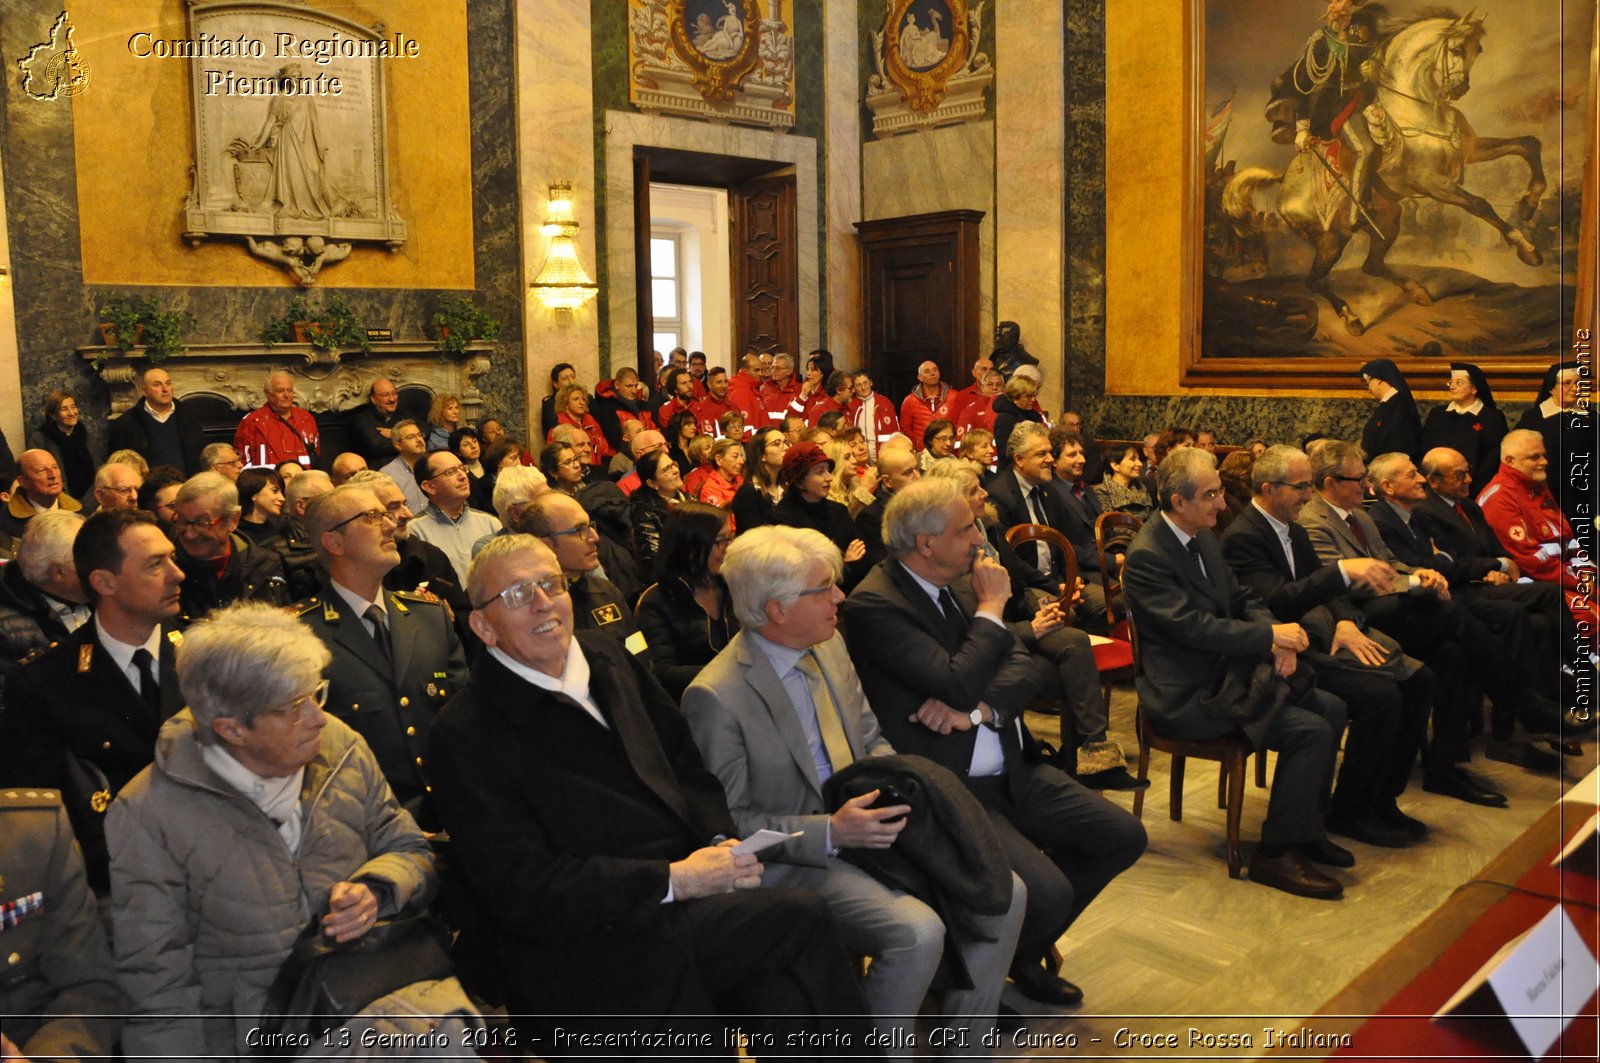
[568,572,647,656]
[289,587,467,829]
[0,789,124,1060]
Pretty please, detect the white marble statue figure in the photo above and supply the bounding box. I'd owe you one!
[251,64,336,220]
[900,10,949,69]
[696,2,744,60]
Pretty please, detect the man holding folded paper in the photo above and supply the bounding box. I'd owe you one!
[684,525,1025,1060]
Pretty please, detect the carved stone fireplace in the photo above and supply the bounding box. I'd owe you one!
[79,341,495,454]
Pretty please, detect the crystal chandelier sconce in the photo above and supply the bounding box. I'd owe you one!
[529,182,598,321]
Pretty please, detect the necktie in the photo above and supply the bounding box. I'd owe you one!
[937,587,968,642]
[795,653,853,773]
[1347,514,1372,552]
[1185,538,1204,571]
[1028,487,1051,527]
[132,648,161,717]
[365,605,392,666]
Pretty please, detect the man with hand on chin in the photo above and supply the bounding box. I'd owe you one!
[427,535,870,1046]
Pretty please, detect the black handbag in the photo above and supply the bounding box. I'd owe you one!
[256,914,455,1049]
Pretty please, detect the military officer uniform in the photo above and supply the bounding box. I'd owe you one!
[0,789,125,1060]
[291,586,467,829]
[568,571,647,656]
[0,619,185,894]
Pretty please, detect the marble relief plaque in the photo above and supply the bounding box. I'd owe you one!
[866,0,992,138]
[180,1,409,284]
[628,0,795,130]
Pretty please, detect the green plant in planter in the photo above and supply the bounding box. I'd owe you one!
[432,295,501,355]
[96,296,193,366]
[259,294,371,353]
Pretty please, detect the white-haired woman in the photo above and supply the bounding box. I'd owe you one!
[108,602,478,1059]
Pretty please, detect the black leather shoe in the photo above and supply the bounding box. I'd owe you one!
[1325,814,1411,848]
[1008,961,1084,1007]
[1374,803,1429,840]
[1247,849,1343,900]
[1079,766,1151,791]
[1422,770,1508,808]
[1296,837,1357,867]
[1484,735,1561,772]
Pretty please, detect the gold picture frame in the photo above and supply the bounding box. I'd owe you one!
[879,0,974,112]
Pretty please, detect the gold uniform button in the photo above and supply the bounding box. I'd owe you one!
[414,756,424,766]
[350,703,359,712]
[406,726,417,737]
[6,952,20,966]
[101,741,112,750]
[399,696,410,708]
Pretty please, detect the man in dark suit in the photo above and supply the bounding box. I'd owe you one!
[1298,441,1558,804]
[1,509,185,893]
[106,366,206,475]
[1122,449,1348,899]
[1416,446,1575,765]
[293,484,468,828]
[348,378,401,465]
[685,524,1023,1053]
[1218,446,1431,848]
[1367,452,1575,739]
[427,535,871,1045]
[842,478,1146,1008]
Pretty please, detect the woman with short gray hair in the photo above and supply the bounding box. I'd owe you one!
[108,602,478,1059]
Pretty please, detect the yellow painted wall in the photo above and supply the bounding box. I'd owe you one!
[71,0,473,289]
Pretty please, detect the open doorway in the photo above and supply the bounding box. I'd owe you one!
[648,183,731,369]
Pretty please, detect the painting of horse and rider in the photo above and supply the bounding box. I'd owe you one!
[1195,0,1593,369]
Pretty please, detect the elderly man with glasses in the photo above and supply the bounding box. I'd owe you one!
[427,534,871,1046]
[0,450,82,539]
[406,449,498,586]
[170,472,289,620]
[289,485,467,827]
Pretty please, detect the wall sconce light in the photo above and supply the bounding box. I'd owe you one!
[530,181,598,321]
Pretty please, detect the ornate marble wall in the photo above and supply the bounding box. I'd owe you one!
[0,0,526,452]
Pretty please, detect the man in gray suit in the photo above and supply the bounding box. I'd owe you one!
[1121,449,1348,899]
[683,525,1023,1058]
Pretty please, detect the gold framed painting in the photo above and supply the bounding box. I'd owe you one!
[1182,0,1596,391]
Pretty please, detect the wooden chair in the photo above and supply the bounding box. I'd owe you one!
[1004,523,1134,710]
[1122,604,1253,879]
[1099,512,1265,828]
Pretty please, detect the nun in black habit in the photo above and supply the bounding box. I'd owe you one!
[1358,358,1423,462]
[1515,360,1588,520]
[1420,361,1509,491]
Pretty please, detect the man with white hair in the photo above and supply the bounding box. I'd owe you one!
[0,510,89,669]
[91,462,143,514]
[170,472,288,619]
[427,535,873,1043]
[0,450,81,539]
[843,477,1147,1007]
[199,443,243,481]
[233,370,320,467]
[473,465,548,556]
[685,525,1024,1057]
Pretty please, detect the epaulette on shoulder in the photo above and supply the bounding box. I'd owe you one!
[0,787,63,810]
[17,640,61,668]
[285,597,322,619]
[391,590,444,610]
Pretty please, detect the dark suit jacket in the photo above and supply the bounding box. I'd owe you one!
[1121,516,1275,741]
[988,469,1099,575]
[427,632,737,1014]
[840,561,1043,797]
[1368,498,1461,581]
[1219,503,1363,632]
[295,586,467,824]
[349,403,400,464]
[106,398,206,476]
[1,618,185,891]
[1414,489,1507,584]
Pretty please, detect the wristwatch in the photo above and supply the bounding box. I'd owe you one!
[968,708,984,728]
[970,707,1001,731]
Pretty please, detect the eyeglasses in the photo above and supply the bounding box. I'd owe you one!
[426,465,469,481]
[1268,481,1315,492]
[259,679,330,726]
[172,513,227,532]
[480,574,569,610]
[215,459,243,470]
[328,508,395,533]
[558,457,583,469]
[546,521,596,541]
[99,485,138,497]
[1198,489,1225,502]
[795,580,836,598]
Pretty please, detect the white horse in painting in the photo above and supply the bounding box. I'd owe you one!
[1224,10,1546,335]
